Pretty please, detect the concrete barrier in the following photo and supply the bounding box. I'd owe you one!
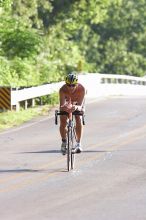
[78,73,146,97]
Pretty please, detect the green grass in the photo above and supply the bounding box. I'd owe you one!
[0,92,59,132]
[0,106,48,131]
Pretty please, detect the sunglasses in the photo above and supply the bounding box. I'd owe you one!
[66,84,77,87]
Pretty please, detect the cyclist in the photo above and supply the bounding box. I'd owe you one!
[59,72,86,155]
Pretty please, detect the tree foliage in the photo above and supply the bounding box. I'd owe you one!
[0,0,146,87]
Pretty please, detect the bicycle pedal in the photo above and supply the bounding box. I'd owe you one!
[71,148,76,154]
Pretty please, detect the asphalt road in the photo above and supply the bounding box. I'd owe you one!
[0,96,146,220]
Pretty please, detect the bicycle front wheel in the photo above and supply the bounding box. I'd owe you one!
[71,128,75,169]
[67,127,72,171]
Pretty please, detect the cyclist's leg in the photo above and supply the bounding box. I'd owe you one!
[74,115,83,153]
[60,115,67,140]
[60,115,68,154]
[75,115,83,143]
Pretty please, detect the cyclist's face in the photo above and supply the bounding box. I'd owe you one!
[66,83,77,91]
[66,84,76,87]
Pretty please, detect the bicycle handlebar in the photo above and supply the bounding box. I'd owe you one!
[55,110,85,125]
[56,110,84,116]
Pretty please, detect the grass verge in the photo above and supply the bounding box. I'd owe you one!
[0,92,59,132]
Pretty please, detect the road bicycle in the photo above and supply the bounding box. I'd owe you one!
[55,110,85,171]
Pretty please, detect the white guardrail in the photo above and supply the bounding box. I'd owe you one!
[11,81,64,111]
[4,73,146,111]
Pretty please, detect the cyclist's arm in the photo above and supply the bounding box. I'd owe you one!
[59,89,72,113]
[73,86,86,112]
[59,89,65,108]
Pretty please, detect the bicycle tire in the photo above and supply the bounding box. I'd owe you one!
[71,128,75,169]
[67,126,72,171]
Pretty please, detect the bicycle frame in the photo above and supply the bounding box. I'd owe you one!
[55,110,85,171]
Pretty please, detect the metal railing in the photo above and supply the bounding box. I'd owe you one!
[1,73,146,111]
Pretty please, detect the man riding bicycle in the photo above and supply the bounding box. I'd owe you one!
[59,72,86,155]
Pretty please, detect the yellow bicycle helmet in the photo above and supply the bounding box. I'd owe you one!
[65,72,78,85]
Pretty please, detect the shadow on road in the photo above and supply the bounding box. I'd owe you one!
[19,150,61,154]
[19,149,108,154]
[83,150,108,153]
[0,169,39,173]
[0,168,66,174]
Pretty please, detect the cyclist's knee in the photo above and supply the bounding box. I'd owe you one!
[60,118,67,129]
[60,124,66,131]
[75,116,82,124]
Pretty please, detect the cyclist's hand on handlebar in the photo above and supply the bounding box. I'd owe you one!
[60,103,73,113]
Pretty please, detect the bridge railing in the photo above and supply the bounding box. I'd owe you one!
[78,73,146,98]
[0,73,146,111]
